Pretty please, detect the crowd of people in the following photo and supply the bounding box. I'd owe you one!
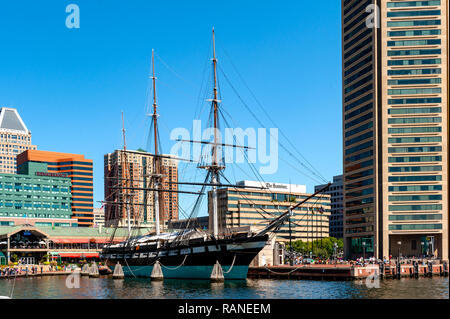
[284,253,440,267]
[286,255,346,265]
[0,263,72,278]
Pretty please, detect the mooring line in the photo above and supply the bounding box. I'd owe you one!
[222,255,237,274]
[263,266,301,275]
[160,255,188,270]
[123,258,137,278]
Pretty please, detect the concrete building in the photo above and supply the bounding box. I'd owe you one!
[17,150,94,227]
[341,0,448,259]
[0,161,75,228]
[0,224,151,264]
[104,150,178,230]
[93,207,105,228]
[168,216,209,231]
[0,107,36,174]
[250,235,285,267]
[315,175,344,239]
[211,180,331,243]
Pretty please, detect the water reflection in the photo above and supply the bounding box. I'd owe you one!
[0,276,447,299]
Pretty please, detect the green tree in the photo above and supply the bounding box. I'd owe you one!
[286,237,343,258]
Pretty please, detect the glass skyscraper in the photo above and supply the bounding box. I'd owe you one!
[342,0,448,260]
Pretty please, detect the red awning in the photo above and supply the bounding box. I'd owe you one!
[57,252,99,258]
[51,238,90,244]
[51,238,124,244]
[94,239,123,244]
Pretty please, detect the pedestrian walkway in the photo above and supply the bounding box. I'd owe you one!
[0,264,75,279]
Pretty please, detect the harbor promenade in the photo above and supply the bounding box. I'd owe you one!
[0,265,76,280]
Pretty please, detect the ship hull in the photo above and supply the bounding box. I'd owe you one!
[101,234,268,280]
[119,265,249,280]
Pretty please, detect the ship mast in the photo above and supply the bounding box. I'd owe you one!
[209,28,224,238]
[151,49,162,235]
[121,112,132,236]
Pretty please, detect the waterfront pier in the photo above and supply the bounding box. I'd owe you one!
[0,267,75,280]
[3,262,447,282]
[247,262,449,281]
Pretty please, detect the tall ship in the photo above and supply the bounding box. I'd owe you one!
[100,29,330,280]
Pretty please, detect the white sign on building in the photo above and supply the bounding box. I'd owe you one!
[237,180,307,194]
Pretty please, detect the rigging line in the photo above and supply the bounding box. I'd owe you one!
[183,174,209,225]
[263,185,331,235]
[219,91,320,188]
[218,107,272,188]
[176,200,192,220]
[219,171,279,222]
[219,45,328,183]
[154,51,200,90]
[216,153,280,215]
[225,101,323,185]
[279,157,324,185]
[196,75,212,121]
[252,216,307,229]
[219,110,304,223]
[194,36,214,120]
[125,115,149,151]
[218,66,328,184]
[160,180,195,222]
[156,78,198,100]
[157,127,163,155]
[233,156,261,181]
[173,171,211,243]
[225,171,299,229]
[146,117,155,152]
[194,39,213,119]
[242,196,314,229]
[215,62,226,167]
[159,131,196,187]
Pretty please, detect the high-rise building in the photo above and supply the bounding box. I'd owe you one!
[0,107,36,174]
[93,207,105,228]
[212,180,331,243]
[341,0,448,260]
[104,150,178,229]
[17,150,94,227]
[0,161,75,227]
[315,175,344,239]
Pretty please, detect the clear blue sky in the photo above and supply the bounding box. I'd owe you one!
[0,1,343,214]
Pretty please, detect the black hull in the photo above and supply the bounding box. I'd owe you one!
[101,234,268,279]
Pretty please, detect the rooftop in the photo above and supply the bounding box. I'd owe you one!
[0,107,29,134]
[0,225,153,239]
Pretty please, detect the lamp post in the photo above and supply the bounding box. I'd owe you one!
[428,237,434,258]
[421,242,424,259]
[362,241,366,261]
[333,242,338,263]
[288,208,293,266]
[397,241,402,263]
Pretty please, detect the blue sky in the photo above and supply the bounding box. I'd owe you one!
[0,1,342,215]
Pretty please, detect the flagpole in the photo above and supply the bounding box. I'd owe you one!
[321,207,323,250]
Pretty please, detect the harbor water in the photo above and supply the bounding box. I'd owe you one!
[0,276,448,299]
